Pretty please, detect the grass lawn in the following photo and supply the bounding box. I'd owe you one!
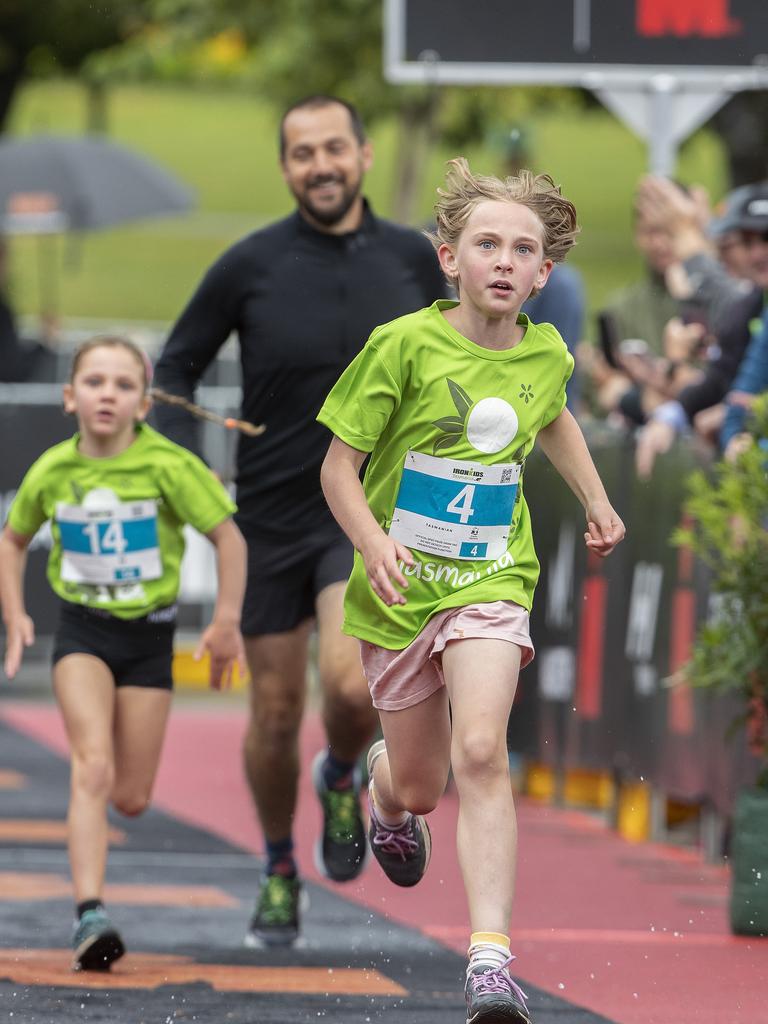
[6,79,727,335]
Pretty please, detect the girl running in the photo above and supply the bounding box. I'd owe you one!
[318,159,625,1023]
[0,336,246,971]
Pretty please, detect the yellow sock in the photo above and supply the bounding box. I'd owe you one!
[467,932,511,972]
[469,932,510,951]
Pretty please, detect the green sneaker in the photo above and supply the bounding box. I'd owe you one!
[244,873,305,948]
[312,750,367,883]
[72,908,125,972]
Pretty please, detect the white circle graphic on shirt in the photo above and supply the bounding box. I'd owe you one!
[466,397,519,454]
[82,488,120,510]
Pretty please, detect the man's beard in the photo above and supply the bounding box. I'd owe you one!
[296,174,361,228]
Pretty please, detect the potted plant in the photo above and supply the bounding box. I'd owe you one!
[674,395,768,938]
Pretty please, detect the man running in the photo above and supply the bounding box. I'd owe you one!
[153,95,445,947]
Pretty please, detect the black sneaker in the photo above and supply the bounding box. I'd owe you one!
[244,873,305,948]
[366,739,431,888]
[312,750,367,882]
[71,908,125,972]
[464,956,531,1023]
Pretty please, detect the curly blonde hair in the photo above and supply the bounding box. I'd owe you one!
[430,158,579,276]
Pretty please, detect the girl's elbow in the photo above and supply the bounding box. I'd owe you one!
[320,452,336,496]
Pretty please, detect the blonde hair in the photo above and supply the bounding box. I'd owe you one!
[430,157,579,267]
[69,335,152,392]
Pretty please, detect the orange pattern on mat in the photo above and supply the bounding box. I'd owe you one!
[0,873,238,908]
[0,770,25,790]
[0,820,125,844]
[0,949,407,995]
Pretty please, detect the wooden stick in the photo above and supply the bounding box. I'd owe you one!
[149,387,265,437]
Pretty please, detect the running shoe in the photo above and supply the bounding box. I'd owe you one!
[312,750,367,883]
[71,908,125,972]
[244,873,305,948]
[464,956,531,1023]
[366,739,431,888]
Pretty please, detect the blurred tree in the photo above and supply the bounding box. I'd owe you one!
[0,0,153,133]
[84,0,588,222]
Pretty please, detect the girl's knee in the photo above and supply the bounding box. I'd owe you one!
[72,752,113,800]
[111,789,150,817]
[453,730,509,780]
[391,775,445,816]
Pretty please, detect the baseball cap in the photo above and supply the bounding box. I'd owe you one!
[708,182,768,236]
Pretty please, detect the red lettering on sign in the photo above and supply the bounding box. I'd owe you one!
[637,0,741,37]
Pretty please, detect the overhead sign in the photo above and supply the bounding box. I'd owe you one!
[385,0,768,86]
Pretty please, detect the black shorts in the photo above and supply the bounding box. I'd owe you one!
[241,532,354,636]
[52,601,177,690]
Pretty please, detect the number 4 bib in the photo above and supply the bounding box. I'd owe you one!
[389,450,520,561]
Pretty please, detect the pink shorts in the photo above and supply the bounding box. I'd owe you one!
[359,601,534,712]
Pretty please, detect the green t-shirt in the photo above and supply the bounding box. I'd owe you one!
[7,423,236,619]
[317,299,573,648]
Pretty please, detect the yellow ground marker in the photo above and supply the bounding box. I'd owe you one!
[0,820,126,844]
[0,770,25,790]
[0,949,408,995]
[0,873,238,907]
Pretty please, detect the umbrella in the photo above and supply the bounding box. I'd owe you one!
[0,134,194,322]
[0,134,194,233]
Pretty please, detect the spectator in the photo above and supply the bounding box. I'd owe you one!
[632,180,767,478]
[523,263,585,409]
[717,183,768,460]
[580,179,683,422]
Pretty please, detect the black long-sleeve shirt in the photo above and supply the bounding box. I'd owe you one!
[153,202,446,540]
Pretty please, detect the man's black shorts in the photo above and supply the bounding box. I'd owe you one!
[52,601,176,690]
[241,531,354,636]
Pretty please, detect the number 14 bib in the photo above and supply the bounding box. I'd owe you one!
[389,450,520,561]
[56,499,162,585]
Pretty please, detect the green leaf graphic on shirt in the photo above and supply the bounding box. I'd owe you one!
[431,379,475,455]
[447,378,472,419]
[434,432,463,453]
[432,415,466,433]
[71,483,85,503]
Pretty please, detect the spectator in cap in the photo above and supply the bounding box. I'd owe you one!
[717,183,768,460]
[708,185,755,282]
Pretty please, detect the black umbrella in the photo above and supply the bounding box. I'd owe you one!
[0,134,194,232]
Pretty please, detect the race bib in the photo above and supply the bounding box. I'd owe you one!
[56,499,162,585]
[389,450,520,561]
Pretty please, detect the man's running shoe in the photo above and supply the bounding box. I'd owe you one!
[465,956,531,1023]
[312,750,367,883]
[366,739,431,888]
[244,873,305,948]
[72,908,125,972]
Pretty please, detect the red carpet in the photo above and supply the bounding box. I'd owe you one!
[3,700,765,1024]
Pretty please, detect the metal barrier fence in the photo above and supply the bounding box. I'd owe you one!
[0,393,760,824]
[511,423,760,824]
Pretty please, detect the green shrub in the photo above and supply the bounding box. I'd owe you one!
[675,395,768,789]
